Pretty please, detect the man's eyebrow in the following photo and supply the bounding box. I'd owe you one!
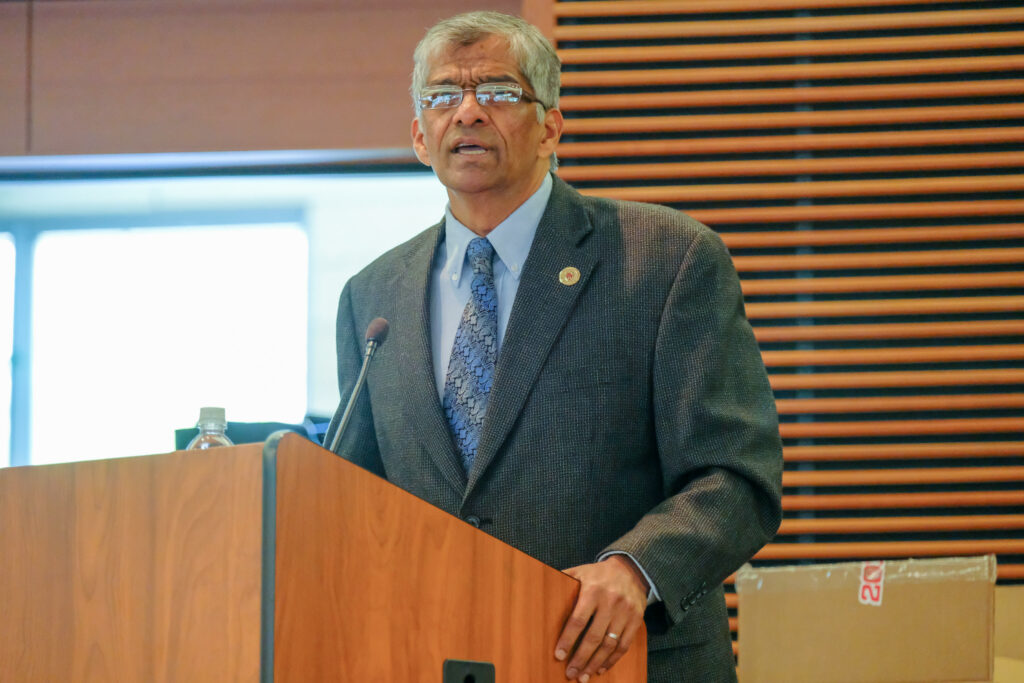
[479,74,520,84]
[427,74,522,87]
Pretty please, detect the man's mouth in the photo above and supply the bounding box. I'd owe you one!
[453,143,488,155]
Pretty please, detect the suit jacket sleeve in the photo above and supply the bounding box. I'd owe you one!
[601,226,783,630]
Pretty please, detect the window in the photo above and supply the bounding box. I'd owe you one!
[30,224,307,463]
[1,170,447,465]
[0,234,12,467]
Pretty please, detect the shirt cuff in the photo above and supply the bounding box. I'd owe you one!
[598,550,662,606]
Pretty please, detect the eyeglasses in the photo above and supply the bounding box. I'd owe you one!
[417,83,539,111]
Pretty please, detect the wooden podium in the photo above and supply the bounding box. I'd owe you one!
[0,433,646,682]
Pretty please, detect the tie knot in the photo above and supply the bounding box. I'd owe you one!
[466,238,495,275]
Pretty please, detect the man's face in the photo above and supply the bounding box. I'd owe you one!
[411,35,562,202]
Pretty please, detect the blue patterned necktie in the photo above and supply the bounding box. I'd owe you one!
[443,237,498,474]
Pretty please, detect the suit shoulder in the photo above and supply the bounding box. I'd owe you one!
[612,197,710,237]
[575,191,727,261]
[349,222,440,287]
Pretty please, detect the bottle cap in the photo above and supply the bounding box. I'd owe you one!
[197,406,227,426]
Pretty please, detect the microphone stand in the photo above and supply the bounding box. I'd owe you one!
[327,317,388,456]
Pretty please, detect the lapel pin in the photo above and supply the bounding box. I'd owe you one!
[559,266,581,286]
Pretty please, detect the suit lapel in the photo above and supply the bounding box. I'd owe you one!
[393,222,469,493]
[466,179,598,494]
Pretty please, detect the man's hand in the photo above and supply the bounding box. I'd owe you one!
[555,555,648,681]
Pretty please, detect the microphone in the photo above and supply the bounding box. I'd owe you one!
[327,317,389,456]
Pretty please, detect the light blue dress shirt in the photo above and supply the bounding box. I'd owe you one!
[428,172,660,605]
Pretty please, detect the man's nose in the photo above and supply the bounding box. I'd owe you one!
[453,90,488,125]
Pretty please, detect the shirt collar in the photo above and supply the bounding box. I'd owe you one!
[442,173,553,286]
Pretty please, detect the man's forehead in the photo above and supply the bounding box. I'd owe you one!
[426,36,522,83]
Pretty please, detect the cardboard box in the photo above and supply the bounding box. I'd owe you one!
[996,586,1024,661]
[994,586,1024,683]
[736,556,996,683]
[995,657,1024,683]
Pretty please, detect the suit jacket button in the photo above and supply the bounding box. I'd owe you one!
[465,515,481,528]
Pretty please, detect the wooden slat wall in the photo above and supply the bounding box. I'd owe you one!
[525,0,1024,662]
[26,0,519,155]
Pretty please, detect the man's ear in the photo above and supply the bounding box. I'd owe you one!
[411,117,432,167]
[539,108,564,160]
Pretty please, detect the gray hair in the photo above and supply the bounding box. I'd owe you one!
[411,11,561,139]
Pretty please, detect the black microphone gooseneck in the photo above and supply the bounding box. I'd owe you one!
[327,317,389,456]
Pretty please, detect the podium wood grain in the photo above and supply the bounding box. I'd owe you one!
[0,447,264,682]
[273,434,647,682]
[0,437,646,681]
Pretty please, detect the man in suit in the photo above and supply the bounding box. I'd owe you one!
[326,11,782,683]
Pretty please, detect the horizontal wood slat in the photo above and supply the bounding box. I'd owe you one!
[755,539,1024,559]
[774,395,1024,417]
[554,0,993,17]
[769,369,1024,391]
[589,175,1024,201]
[746,296,1024,319]
[779,514,1024,534]
[559,80,1024,112]
[782,490,1024,510]
[734,247,1024,272]
[555,8,1024,41]
[763,345,1024,367]
[563,103,1024,135]
[998,565,1024,580]
[779,417,1024,438]
[584,175,1024,202]
[692,200,1024,225]
[724,225,1024,249]
[558,31,1024,64]
[560,55,1024,87]
[559,128,1024,158]
[755,321,1024,343]
[777,394,1024,415]
[743,272,1024,295]
[784,442,1024,461]
[783,466,1024,487]
[559,152,1024,182]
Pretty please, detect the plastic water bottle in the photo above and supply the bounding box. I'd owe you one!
[186,406,234,450]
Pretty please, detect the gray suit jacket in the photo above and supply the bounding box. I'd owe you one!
[329,176,783,681]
